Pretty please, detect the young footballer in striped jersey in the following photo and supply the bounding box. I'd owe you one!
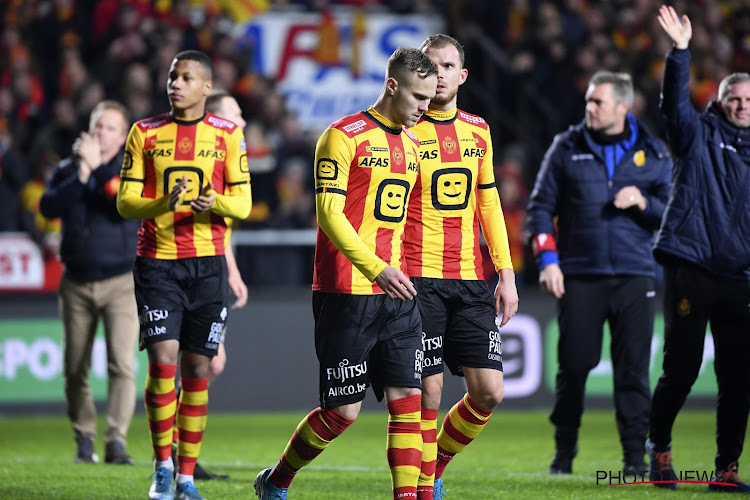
[254,47,437,500]
[117,50,251,500]
[404,34,519,500]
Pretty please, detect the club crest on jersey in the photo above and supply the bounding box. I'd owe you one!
[442,135,457,155]
[393,146,404,165]
[634,150,646,167]
[178,136,193,154]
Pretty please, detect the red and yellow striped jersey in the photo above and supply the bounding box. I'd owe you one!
[118,112,251,259]
[313,107,420,294]
[404,108,512,280]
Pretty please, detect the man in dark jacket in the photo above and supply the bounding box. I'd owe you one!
[40,100,140,465]
[526,71,672,476]
[648,6,750,492]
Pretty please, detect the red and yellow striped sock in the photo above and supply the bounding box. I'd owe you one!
[417,408,438,500]
[144,363,177,463]
[434,394,492,479]
[269,407,354,489]
[175,377,209,477]
[387,394,423,500]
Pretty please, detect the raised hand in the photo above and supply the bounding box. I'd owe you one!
[657,5,692,50]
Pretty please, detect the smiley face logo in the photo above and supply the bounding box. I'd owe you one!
[121,151,133,170]
[163,166,204,206]
[431,167,472,210]
[317,158,338,181]
[375,179,410,222]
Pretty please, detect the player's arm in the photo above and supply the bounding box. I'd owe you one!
[210,128,252,219]
[477,130,512,272]
[116,125,173,219]
[225,223,248,310]
[315,128,388,282]
[476,132,517,322]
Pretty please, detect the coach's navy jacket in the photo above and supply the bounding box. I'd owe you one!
[655,48,750,279]
[526,114,672,278]
[40,148,140,282]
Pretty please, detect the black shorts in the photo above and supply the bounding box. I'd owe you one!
[313,291,423,408]
[412,277,503,377]
[134,256,228,357]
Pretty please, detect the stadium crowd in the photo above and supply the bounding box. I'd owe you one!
[0,0,744,287]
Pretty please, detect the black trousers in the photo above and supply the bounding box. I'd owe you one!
[650,261,750,470]
[550,275,655,460]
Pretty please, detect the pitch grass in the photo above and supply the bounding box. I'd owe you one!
[0,409,741,499]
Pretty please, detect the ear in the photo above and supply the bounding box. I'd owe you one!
[204,80,213,96]
[385,77,399,96]
[459,67,468,86]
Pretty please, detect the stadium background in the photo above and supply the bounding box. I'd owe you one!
[0,0,731,411]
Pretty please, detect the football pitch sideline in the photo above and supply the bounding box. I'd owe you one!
[0,409,736,499]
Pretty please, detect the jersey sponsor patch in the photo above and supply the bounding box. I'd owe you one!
[207,115,236,130]
[343,119,367,134]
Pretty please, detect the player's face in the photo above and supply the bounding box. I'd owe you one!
[216,96,246,128]
[721,81,750,128]
[585,83,627,134]
[90,109,128,157]
[392,73,437,128]
[424,44,467,110]
[167,59,212,118]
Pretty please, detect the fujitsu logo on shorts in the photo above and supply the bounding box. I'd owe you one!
[140,305,168,324]
[326,359,368,383]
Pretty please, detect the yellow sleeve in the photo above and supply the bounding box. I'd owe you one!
[315,128,387,282]
[211,127,252,219]
[117,124,170,219]
[476,129,513,272]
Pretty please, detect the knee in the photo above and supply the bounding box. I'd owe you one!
[209,355,226,379]
[470,385,504,412]
[421,375,443,410]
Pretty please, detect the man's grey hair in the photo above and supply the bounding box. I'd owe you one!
[719,72,750,103]
[588,71,634,109]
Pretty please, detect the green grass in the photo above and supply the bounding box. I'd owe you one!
[0,409,742,499]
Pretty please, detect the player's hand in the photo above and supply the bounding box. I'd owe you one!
[228,268,248,310]
[657,5,691,50]
[613,186,648,212]
[374,266,417,301]
[169,175,188,211]
[539,263,565,299]
[191,182,216,214]
[495,268,519,327]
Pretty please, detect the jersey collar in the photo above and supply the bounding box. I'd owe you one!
[170,111,206,126]
[422,108,458,124]
[365,106,403,135]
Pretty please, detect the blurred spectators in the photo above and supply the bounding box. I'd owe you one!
[1,0,745,287]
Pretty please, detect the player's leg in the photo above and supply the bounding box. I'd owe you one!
[193,335,230,481]
[208,340,226,383]
[255,292,377,499]
[433,280,503,486]
[376,296,424,500]
[411,278,449,500]
[100,271,139,464]
[58,275,100,463]
[135,256,185,499]
[171,255,227,500]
